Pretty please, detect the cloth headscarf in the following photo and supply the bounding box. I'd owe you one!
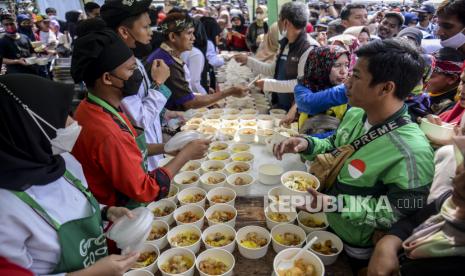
[439,62,465,125]
[255,22,279,63]
[433,47,465,77]
[17,14,35,41]
[71,28,133,86]
[201,16,222,47]
[256,5,268,27]
[343,26,370,39]
[219,10,232,29]
[328,34,360,70]
[0,74,74,191]
[301,45,349,92]
[231,14,246,33]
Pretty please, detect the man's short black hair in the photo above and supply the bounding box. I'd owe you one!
[355,39,425,100]
[437,0,465,26]
[45,7,56,15]
[279,2,309,29]
[84,2,100,14]
[119,13,145,29]
[340,4,366,21]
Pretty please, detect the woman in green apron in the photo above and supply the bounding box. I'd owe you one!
[0,74,139,275]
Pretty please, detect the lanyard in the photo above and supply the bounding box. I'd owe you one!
[87,92,135,138]
[12,170,95,231]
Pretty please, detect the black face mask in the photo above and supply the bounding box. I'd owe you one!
[418,14,428,21]
[128,30,153,59]
[133,40,153,59]
[111,69,143,97]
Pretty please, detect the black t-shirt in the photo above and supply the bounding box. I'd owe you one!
[0,34,36,74]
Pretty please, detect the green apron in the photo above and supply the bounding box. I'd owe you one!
[13,170,108,274]
[87,92,148,209]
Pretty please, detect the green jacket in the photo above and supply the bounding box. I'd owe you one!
[302,105,434,247]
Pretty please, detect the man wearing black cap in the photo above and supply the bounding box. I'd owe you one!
[146,12,248,112]
[101,0,174,171]
[71,27,210,207]
[414,4,437,37]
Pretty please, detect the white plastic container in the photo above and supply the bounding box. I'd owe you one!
[202,224,236,253]
[205,203,237,228]
[270,224,306,253]
[173,172,200,191]
[209,141,229,152]
[147,200,177,225]
[225,161,251,176]
[201,160,225,174]
[297,211,329,234]
[107,207,154,254]
[420,117,455,141]
[306,231,343,265]
[207,187,236,207]
[146,220,170,250]
[177,187,207,208]
[264,203,297,230]
[231,152,254,164]
[273,248,325,276]
[230,143,251,153]
[196,249,235,276]
[207,150,231,163]
[237,128,256,143]
[259,164,284,185]
[158,247,196,276]
[180,160,201,174]
[270,109,287,116]
[131,242,160,274]
[225,173,255,196]
[165,184,179,204]
[281,171,320,196]
[167,224,202,254]
[124,269,154,276]
[257,129,275,144]
[236,225,271,259]
[173,204,205,229]
[200,172,227,191]
[257,115,274,129]
[267,186,290,204]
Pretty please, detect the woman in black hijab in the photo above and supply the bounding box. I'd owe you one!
[0,74,138,275]
[201,16,225,89]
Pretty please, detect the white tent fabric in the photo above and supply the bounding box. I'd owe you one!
[35,0,83,21]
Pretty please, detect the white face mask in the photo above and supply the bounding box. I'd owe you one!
[440,28,465,49]
[279,29,288,40]
[27,108,82,155]
[256,14,264,20]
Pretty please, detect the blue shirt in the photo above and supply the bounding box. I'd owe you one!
[294,83,348,115]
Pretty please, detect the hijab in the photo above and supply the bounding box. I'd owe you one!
[219,10,232,29]
[201,16,222,47]
[0,74,74,191]
[301,45,349,92]
[255,22,279,63]
[231,14,246,33]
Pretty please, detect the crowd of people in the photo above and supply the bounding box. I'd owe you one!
[1,0,465,275]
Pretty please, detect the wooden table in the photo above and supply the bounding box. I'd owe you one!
[155,197,353,276]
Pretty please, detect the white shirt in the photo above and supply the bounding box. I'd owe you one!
[121,59,167,171]
[206,40,225,68]
[181,47,206,95]
[39,31,58,47]
[0,153,92,276]
[247,46,312,93]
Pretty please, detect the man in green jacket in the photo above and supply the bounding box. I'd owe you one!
[274,39,434,264]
